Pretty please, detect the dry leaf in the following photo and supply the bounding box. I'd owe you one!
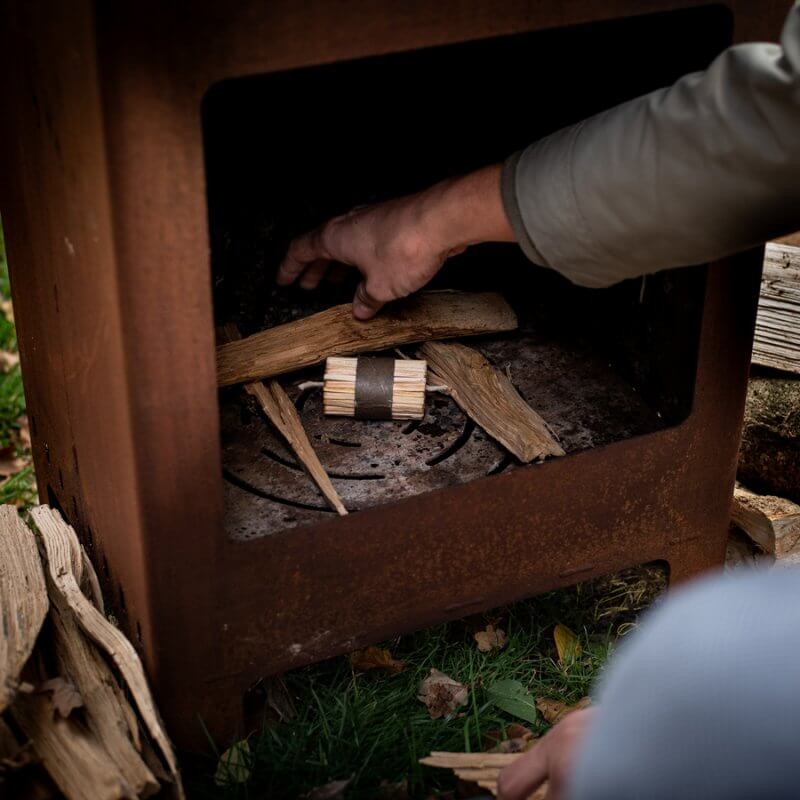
[553,624,581,665]
[302,776,353,799]
[484,723,536,753]
[38,677,83,718]
[0,351,19,371]
[474,624,508,653]
[535,696,591,725]
[350,646,405,674]
[417,669,468,719]
[215,739,251,786]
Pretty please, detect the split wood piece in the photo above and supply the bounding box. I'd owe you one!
[219,323,346,516]
[11,689,137,800]
[29,506,185,799]
[752,242,800,375]
[216,291,517,386]
[420,341,565,463]
[420,751,547,799]
[0,505,48,712]
[732,483,800,564]
[323,356,427,419]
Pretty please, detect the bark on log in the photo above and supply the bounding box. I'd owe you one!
[420,341,564,463]
[737,376,800,504]
[219,324,347,515]
[217,292,517,387]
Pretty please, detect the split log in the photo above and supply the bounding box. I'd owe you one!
[731,484,800,564]
[737,375,800,504]
[420,341,564,463]
[0,506,48,712]
[219,324,346,516]
[217,292,517,386]
[420,751,547,799]
[29,506,184,798]
[751,243,800,375]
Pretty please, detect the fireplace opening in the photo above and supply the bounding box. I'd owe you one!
[203,6,732,540]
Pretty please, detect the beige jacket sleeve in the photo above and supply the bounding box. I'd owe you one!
[502,5,800,287]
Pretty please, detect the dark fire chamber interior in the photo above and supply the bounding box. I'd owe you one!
[203,6,732,540]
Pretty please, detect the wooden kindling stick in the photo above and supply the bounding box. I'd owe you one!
[218,324,347,516]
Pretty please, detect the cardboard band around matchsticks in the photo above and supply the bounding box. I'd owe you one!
[355,357,395,419]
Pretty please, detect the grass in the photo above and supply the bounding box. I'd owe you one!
[0,219,666,798]
[0,220,36,508]
[188,566,665,799]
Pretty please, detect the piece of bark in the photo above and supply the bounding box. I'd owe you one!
[29,506,184,799]
[737,375,800,504]
[0,505,49,713]
[752,243,800,375]
[420,341,564,463]
[216,292,517,387]
[420,751,547,799]
[732,483,800,563]
[219,324,346,516]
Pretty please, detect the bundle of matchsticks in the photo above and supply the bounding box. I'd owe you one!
[323,356,427,420]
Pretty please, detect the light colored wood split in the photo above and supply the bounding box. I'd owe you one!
[420,341,565,462]
[29,505,184,798]
[732,483,800,562]
[216,291,517,386]
[219,324,346,516]
[752,243,800,375]
[0,505,49,713]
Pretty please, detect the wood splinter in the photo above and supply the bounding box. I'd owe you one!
[420,341,565,463]
[219,324,347,516]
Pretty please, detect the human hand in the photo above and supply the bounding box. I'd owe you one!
[497,708,596,800]
[276,164,514,320]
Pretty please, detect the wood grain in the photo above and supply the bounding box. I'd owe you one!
[752,243,800,375]
[217,292,517,387]
[220,324,347,516]
[420,342,565,463]
[30,506,184,797]
[0,506,48,713]
[732,483,800,562]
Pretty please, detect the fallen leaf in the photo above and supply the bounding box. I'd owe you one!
[38,677,83,718]
[417,669,468,719]
[377,778,410,799]
[0,351,19,371]
[214,739,251,786]
[553,624,581,665]
[484,723,536,753]
[474,624,508,653]
[485,679,537,724]
[302,776,353,799]
[350,646,405,674]
[536,696,591,725]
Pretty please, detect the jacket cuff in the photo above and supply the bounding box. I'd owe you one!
[501,151,547,266]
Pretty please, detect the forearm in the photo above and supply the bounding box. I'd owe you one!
[505,5,800,287]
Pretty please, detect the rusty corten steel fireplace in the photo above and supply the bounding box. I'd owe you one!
[0,0,787,748]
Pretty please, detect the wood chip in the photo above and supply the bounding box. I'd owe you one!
[219,324,346,515]
[0,505,48,713]
[216,292,517,386]
[419,341,564,463]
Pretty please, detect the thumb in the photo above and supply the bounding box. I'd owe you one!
[352,281,384,320]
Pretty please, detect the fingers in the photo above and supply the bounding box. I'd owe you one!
[497,742,549,800]
[297,259,330,290]
[276,226,330,286]
[352,281,384,320]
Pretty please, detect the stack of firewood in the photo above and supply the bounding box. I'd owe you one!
[0,505,183,799]
[730,239,800,568]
